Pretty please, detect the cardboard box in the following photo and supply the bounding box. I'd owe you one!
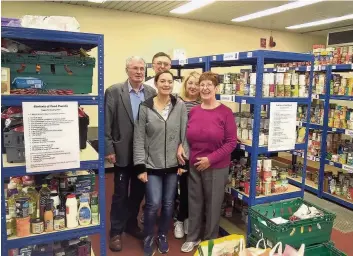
[1,67,10,94]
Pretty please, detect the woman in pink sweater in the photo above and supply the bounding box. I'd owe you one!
[180,71,237,253]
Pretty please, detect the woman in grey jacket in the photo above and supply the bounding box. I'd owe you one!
[134,70,188,256]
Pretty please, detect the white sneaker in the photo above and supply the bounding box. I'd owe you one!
[183,219,188,235]
[174,221,184,239]
[181,240,201,253]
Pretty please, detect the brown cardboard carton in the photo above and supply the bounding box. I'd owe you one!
[1,67,10,94]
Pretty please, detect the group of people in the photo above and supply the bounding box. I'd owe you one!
[105,52,237,255]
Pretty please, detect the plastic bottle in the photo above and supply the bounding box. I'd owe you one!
[39,184,51,219]
[78,197,91,226]
[90,192,99,225]
[44,199,54,232]
[66,194,78,228]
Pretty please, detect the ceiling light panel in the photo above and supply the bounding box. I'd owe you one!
[231,0,324,22]
[88,0,106,3]
[170,0,216,14]
[286,14,353,29]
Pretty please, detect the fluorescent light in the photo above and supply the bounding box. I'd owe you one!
[286,14,353,29]
[88,0,106,3]
[170,0,216,14]
[232,0,324,22]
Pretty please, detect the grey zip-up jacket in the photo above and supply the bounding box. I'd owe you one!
[133,95,189,175]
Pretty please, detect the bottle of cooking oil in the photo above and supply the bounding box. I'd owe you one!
[24,186,39,219]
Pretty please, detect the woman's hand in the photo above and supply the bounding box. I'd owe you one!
[177,144,187,165]
[138,172,148,183]
[194,157,210,171]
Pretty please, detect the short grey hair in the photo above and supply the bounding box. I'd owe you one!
[126,56,146,68]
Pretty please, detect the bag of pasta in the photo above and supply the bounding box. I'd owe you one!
[194,234,245,256]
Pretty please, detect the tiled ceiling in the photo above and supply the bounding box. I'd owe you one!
[57,1,353,35]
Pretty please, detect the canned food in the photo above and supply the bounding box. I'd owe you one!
[284,85,291,97]
[31,218,44,234]
[16,197,29,218]
[54,216,65,231]
[263,182,271,195]
[276,84,285,97]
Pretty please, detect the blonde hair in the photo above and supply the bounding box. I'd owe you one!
[179,71,201,101]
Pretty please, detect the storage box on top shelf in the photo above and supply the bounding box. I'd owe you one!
[249,198,336,248]
[1,53,95,94]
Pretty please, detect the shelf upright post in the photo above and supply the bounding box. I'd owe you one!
[1,155,6,256]
[249,53,264,205]
[205,56,211,72]
[300,62,314,197]
[97,34,107,255]
[318,65,332,198]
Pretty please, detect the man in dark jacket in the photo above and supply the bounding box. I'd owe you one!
[105,56,156,252]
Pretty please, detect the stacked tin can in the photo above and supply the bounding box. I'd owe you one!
[328,103,353,130]
[331,75,353,97]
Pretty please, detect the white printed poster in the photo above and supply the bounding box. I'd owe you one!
[23,102,80,173]
[268,102,297,151]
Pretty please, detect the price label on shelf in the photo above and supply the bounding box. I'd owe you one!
[212,56,217,61]
[293,151,298,156]
[297,121,303,127]
[295,67,299,71]
[321,66,326,70]
[331,128,337,132]
[329,162,334,166]
[315,157,320,162]
[223,52,239,61]
[199,58,203,62]
[240,144,245,150]
[238,193,243,200]
[241,99,247,104]
[342,164,353,173]
[220,95,234,102]
[247,52,253,58]
[312,94,319,99]
[345,129,353,137]
[332,65,336,70]
[306,66,311,71]
[277,67,287,73]
[264,69,268,72]
[179,58,188,65]
[351,64,353,70]
[314,65,321,71]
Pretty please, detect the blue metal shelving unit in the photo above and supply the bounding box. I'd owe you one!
[212,50,314,239]
[284,63,353,209]
[212,50,314,208]
[1,26,106,255]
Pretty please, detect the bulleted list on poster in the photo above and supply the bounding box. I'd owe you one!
[268,102,297,152]
[23,102,80,173]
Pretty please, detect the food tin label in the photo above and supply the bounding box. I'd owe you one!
[54,216,65,230]
[32,220,44,234]
[16,198,29,218]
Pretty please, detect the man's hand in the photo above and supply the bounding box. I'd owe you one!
[105,154,116,164]
[177,144,187,165]
[194,157,210,172]
[138,172,148,183]
[177,168,187,176]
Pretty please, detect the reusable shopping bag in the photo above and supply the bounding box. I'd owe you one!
[194,234,245,256]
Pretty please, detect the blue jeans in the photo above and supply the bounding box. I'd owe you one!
[144,173,178,237]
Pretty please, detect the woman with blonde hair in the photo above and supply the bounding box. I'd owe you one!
[174,71,201,239]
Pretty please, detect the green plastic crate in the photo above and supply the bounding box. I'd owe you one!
[1,53,95,94]
[248,235,346,256]
[249,198,336,248]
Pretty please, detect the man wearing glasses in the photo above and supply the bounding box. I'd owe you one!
[105,56,156,252]
[144,52,182,94]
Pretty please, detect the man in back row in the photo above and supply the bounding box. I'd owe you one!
[144,52,182,95]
